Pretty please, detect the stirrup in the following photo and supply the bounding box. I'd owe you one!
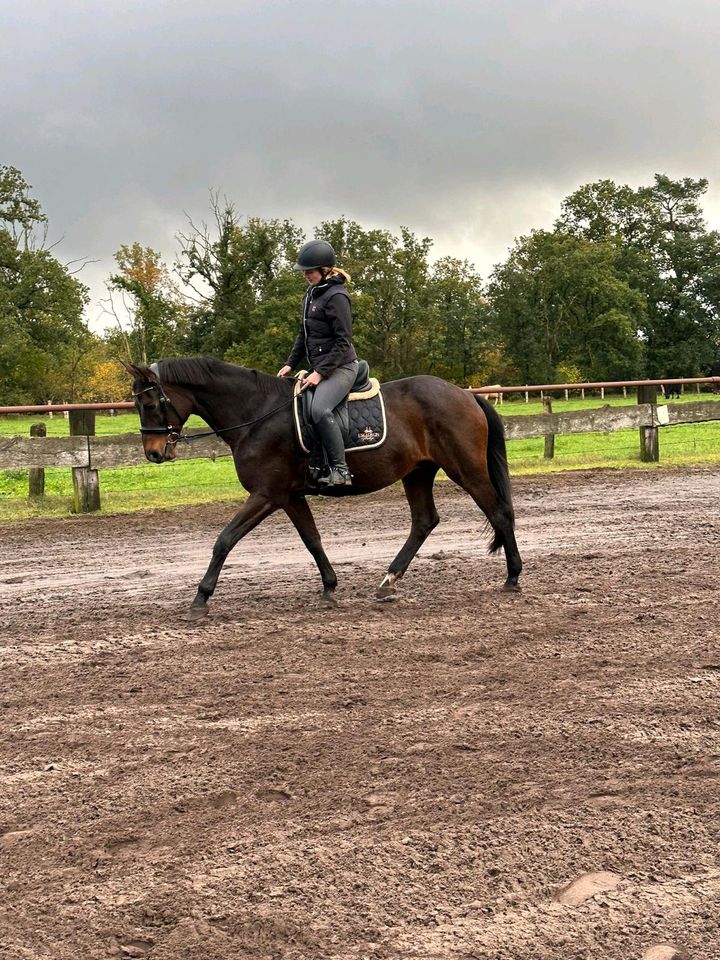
[307,461,324,485]
[318,466,352,488]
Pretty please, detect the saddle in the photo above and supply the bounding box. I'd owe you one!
[293,359,388,456]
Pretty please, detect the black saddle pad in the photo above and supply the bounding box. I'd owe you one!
[295,387,387,454]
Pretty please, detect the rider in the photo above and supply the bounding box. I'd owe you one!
[277,239,358,488]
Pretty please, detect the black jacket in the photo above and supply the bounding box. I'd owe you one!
[286,275,357,377]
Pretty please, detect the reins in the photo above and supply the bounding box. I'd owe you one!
[176,397,296,444]
[132,380,296,448]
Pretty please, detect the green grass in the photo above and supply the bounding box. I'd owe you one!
[0,411,241,520]
[496,389,720,474]
[0,458,245,521]
[2,392,720,520]
[0,411,207,437]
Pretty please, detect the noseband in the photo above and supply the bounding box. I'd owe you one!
[133,381,183,456]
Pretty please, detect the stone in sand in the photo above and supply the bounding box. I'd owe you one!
[642,945,685,960]
[555,870,622,906]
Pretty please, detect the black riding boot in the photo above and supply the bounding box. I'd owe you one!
[314,412,352,488]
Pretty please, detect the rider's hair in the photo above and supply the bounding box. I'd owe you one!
[321,265,351,283]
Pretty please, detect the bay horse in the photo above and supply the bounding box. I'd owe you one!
[126,358,522,619]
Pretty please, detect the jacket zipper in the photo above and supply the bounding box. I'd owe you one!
[302,288,310,356]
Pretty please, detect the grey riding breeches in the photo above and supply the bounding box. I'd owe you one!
[310,361,359,423]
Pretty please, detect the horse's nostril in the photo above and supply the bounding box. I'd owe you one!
[146,450,163,464]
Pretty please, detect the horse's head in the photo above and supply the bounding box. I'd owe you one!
[124,362,193,463]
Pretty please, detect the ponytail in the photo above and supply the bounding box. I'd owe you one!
[321,266,352,283]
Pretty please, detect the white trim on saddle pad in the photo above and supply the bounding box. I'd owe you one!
[293,375,312,453]
[349,378,380,401]
[292,372,387,454]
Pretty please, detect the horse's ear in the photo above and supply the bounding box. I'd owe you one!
[121,360,157,382]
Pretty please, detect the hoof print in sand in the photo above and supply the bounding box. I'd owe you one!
[257,787,293,802]
[110,939,153,958]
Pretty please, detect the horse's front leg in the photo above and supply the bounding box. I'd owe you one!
[284,496,338,604]
[188,493,277,619]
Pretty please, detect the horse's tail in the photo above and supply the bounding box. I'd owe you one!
[475,396,515,553]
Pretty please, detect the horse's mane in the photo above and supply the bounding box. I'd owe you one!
[157,357,292,397]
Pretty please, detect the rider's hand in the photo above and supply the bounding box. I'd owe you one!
[277,365,292,378]
[301,370,323,390]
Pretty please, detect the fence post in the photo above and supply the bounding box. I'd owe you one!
[638,384,659,462]
[29,423,46,497]
[69,409,101,512]
[543,398,555,459]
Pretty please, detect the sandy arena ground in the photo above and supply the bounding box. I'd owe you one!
[1,467,719,959]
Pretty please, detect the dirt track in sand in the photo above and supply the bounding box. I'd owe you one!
[1,467,720,960]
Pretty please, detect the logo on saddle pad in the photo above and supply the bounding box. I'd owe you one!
[357,426,381,443]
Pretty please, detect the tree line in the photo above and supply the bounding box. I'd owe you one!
[2,165,720,404]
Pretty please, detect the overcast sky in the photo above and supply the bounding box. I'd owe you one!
[2,0,719,328]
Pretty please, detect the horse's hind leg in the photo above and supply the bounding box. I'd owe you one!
[444,462,522,592]
[377,463,439,600]
[284,496,338,604]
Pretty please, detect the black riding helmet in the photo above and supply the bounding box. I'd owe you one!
[294,239,336,271]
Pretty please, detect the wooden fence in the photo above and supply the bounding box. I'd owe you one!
[2,384,720,512]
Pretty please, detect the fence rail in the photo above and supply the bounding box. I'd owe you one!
[501,399,720,440]
[4,400,719,472]
[2,379,720,512]
[469,376,720,394]
[0,434,227,470]
[2,375,719,417]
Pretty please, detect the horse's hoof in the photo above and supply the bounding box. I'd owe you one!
[376,572,400,600]
[182,606,209,622]
[322,592,338,607]
[376,584,397,600]
[502,582,521,593]
[376,592,399,603]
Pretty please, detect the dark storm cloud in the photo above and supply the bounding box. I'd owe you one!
[2,0,719,315]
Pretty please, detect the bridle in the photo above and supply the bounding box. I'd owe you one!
[132,381,185,459]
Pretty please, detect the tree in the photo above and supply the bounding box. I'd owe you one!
[104,243,189,364]
[79,346,132,402]
[0,166,91,403]
[558,175,720,377]
[177,196,305,367]
[422,257,490,384]
[486,230,645,383]
[316,218,435,380]
[0,165,46,240]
